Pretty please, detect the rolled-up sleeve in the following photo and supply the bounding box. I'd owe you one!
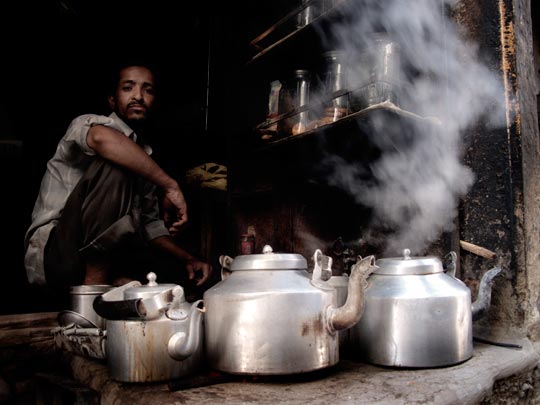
[63,114,124,156]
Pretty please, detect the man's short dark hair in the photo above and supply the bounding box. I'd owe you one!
[106,59,161,97]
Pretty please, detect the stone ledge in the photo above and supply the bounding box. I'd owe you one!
[57,338,540,404]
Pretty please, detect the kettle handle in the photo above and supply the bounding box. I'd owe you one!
[219,255,234,280]
[93,296,142,320]
[93,281,183,320]
[444,251,457,278]
[92,280,143,320]
[312,249,332,283]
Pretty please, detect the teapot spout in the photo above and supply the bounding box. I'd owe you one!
[328,255,377,332]
[472,267,502,322]
[168,300,205,360]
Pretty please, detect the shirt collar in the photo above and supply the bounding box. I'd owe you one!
[109,112,153,155]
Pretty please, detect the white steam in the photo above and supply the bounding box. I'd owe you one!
[314,0,505,255]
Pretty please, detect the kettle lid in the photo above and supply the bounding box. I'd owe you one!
[375,249,443,275]
[124,272,181,300]
[230,245,307,271]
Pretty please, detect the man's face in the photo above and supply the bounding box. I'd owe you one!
[108,66,156,124]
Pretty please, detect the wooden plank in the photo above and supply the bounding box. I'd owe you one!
[0,326,54,348]
[0,313,58,349]
[0,312,58,330]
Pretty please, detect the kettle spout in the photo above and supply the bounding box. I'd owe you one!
[472,267,502,322]
[328,255,377,332]
[168,300,205,360]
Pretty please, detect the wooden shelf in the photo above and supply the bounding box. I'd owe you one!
[246,0,351,67]
[252,102,440,153]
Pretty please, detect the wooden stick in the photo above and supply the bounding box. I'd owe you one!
[459,240,497,260]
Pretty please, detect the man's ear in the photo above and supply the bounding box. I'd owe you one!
[108,95,115,110]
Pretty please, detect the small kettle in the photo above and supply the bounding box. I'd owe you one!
[93,272,205,383]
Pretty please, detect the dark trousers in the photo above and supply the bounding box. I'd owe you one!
[44,158,142,293]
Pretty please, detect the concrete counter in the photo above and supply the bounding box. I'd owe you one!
[57,338,539,404]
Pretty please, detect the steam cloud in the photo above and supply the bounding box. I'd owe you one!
[313,0,506,255]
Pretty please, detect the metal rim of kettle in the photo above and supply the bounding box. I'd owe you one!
[374,248,443,275]
[229,245,307,271]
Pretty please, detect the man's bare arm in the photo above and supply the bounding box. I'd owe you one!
[87,125,188,227]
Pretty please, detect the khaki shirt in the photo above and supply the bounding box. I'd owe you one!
[24,112,169,285]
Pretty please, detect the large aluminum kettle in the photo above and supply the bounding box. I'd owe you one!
[349,249,502,368]
[93,272,205,382]
[203,245,377,375]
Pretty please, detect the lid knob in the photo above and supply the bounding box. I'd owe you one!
[146,272,158,286]
[403,249,411,260]
[262,245,274,254]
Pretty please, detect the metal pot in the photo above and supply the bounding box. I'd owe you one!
[203,245,376,375]
[93,272,205,382]
[70,285,113,329]
[349,249,502,368]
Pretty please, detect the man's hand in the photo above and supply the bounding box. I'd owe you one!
[148,236,212,287]
[163,186,188,236]
[186,258,213,286]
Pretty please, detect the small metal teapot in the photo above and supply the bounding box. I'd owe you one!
[203,245,377,375]
[349,249,502,368]
[93,272,204,382]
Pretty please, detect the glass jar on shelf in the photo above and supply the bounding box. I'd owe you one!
[278,69,313,137]
[320,50,350,124]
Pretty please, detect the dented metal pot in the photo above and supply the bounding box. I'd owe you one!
[203,245,376,375]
